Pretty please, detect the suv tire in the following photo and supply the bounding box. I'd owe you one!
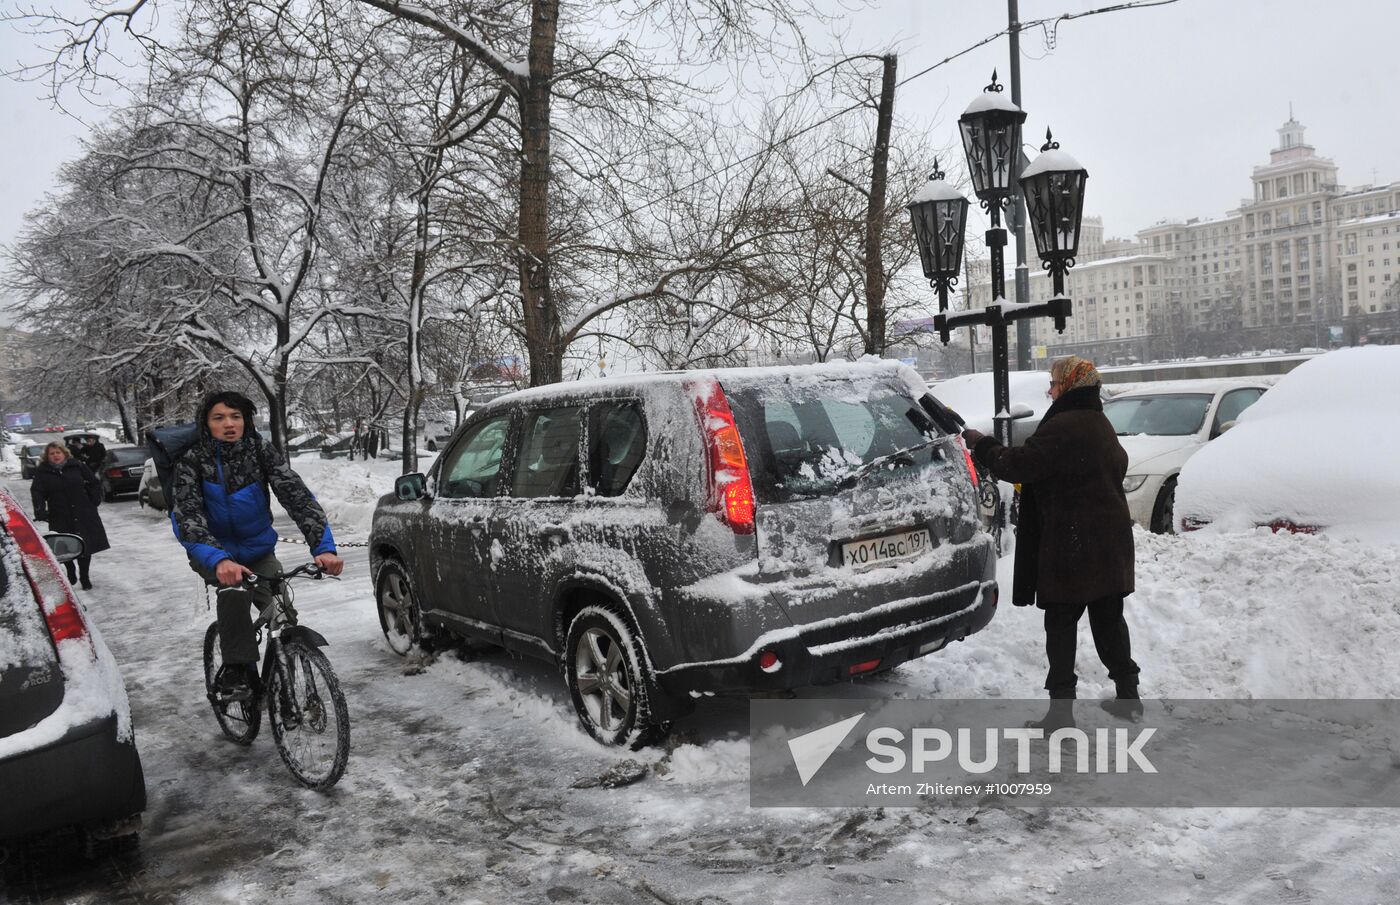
[375,558,431,655]
[564,605,667,749]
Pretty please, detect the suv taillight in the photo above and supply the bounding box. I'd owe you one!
[690,380,757,535]
[954,436,979,490]
[2,496,89,645]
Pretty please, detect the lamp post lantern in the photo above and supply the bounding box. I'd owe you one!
[907,160,970,314]
[958,71,1026,308]
[1019,128,1088,306]
[912,74,1084,451]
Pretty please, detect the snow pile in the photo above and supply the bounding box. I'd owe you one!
[0,443,19,475]
[286,455,432,540]
[1175,347,1400,541]
[909,526,1400,700]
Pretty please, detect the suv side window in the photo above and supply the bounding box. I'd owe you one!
[1213,388,1264,435]
[512,406,583,498]
[440,414,511,498]
[588,402,647,497]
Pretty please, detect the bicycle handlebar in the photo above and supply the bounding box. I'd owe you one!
[240,562,326,588]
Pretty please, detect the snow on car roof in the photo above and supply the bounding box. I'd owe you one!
[1105,377,1274,397]
[494,360,922,408]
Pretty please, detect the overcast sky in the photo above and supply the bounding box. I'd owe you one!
[850,0,1400,240]
[1,0,1397,264]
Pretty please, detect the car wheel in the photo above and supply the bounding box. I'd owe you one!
[564,605,668,749]
[1150,478,1177,535]
[374,558,429,656]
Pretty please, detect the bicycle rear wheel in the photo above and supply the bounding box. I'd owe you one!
[268,640,350,791]
[203,622,261,745]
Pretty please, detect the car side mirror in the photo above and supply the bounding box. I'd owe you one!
[44,533,86,563]
[395,473,427,501]
[1214,420,1238,438]
[1009,403,1035,420]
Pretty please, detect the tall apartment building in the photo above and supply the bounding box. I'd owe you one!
[955,114,1400,362]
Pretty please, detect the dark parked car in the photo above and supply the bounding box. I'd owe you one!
[370,362,998,747]
[0,488,146,847]
[18,443,46,479]
[98,446,149,500]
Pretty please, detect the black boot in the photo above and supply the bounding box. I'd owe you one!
[1026,698,1077,733]
[1100,682,1144,722]
[79,559,92,590]
[65,562,78,585]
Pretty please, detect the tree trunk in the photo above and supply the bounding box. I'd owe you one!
[520,0,561,386]
[863,54,897,357]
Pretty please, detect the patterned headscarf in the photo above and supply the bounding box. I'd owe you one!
[1050,355,1101,393]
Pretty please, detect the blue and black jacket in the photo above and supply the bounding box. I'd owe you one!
[170,430,335,572]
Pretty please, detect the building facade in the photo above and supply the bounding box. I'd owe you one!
[956,115,1400,365]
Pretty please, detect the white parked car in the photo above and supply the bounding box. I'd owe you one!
[1102,379,1271,533]
[1176,347,1400,540]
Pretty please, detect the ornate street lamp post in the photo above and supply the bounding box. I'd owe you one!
[1019,129,1088,303]
[913,73,1084,449]
[907,160,970,314]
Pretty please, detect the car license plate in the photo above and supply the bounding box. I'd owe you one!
[842,529,931,569]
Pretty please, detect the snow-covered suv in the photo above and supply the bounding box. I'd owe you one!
[370,362,998,746]
[0,488,145,846]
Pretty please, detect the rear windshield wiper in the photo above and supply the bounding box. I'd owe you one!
[836,436,951,490]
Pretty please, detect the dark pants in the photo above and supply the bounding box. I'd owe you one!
[1043,594,1140,699]
[190,553,281,665]
[64,555,91,585]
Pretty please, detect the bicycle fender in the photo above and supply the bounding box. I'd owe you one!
[280,625,329,648]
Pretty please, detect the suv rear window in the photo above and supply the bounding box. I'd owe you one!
[725,377,949,502]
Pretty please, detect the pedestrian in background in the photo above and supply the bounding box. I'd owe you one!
[31,441,110,590]
[961,355,1141,726]
[76,435,108,473]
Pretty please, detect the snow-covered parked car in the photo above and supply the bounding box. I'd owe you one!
[1101,379,1270,533]
[929,370,1051,447]
[0,487,146,847]
[371,361,997,747]
[137,457,166,511]
[1176,347,1400,539]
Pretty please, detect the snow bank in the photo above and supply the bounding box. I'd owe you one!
[0,443,19,475]
[914,526,1400,700]
[286,454,435,540]
[1175,347,1400,541]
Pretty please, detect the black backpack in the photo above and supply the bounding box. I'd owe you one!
[145,423,201,511]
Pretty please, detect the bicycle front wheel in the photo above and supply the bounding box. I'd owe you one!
[268,640,350,791]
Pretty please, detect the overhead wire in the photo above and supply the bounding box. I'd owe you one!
[593,0,1182,230]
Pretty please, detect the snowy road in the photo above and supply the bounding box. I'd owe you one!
[3,477,1400,904]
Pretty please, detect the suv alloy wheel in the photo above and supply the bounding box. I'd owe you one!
[564,605,667,748]
[374,559,429,656]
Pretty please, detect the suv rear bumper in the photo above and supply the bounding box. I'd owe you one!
[655,579,998,697]
[0,714,146,841]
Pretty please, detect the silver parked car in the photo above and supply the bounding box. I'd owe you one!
[370,362,998,747]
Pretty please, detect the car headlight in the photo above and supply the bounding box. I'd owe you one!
[1122,475,1149,493]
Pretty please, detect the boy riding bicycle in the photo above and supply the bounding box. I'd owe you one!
[170,391,344,701]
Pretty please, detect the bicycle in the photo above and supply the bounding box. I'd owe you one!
[201,563,351,791]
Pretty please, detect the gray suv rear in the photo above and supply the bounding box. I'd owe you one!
[370,362,998,746]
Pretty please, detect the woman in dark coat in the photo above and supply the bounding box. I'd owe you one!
[961,356,1141,723]
[31,441,110,589]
